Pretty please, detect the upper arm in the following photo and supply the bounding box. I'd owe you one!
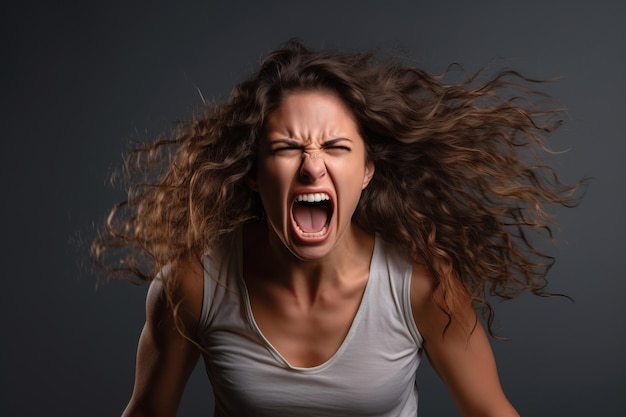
[410,265,519,417]
[122,257,205,417]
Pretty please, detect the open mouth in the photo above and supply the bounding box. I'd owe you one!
[291,193,333,238]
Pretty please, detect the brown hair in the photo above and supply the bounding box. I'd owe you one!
[92,40,581,335]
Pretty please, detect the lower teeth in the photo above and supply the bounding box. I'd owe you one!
[295,225,328,238]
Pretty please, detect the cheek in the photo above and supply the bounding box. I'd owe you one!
[255,161,294,211]
[258,160,295,190]
[336,173,368,206]
[329,158,369,187]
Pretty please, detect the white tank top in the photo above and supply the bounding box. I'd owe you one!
[198,231,423,417]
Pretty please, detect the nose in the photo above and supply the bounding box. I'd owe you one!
[299,151,326,182]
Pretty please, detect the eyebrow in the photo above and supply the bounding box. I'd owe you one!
[268,137,353,147]
[323,138,353,146]
[268,139,300,147]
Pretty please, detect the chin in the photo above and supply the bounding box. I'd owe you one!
[283,227,336,262]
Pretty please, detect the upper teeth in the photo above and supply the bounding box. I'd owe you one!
[296,193,330,203]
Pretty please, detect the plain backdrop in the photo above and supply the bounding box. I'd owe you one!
[2,1,624,416]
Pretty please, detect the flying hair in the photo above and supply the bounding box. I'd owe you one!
[92,40,582,337]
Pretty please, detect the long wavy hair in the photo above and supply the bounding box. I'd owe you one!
[92,40,580,336]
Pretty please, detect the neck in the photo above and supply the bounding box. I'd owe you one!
[243,221,375,298]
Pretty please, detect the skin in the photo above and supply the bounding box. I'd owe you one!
[247,90,375,262]
[244,90,377,367]
[122,259,203,417]
[122,90,520,417]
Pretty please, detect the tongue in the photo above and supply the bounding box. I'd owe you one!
[293,204,328,233]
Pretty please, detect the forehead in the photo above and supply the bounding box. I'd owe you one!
[264,90,360,142]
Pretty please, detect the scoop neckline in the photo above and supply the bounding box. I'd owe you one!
[237,232,379,374]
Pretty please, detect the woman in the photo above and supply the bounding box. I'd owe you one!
[93,40,579,416]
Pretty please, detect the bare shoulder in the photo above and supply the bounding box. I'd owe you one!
[409,264,442,340]
[147,254,205,336]
[408,264,436,312]
[409,263,476,342]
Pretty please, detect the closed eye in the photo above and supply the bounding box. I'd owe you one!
[322,138,352,154]
[272,145,303,155]
[323,145,352,155]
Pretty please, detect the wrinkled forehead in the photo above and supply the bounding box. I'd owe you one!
[263,90,361,142]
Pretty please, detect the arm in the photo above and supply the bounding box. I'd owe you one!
[122,257,204,417]
[410,265,519,417]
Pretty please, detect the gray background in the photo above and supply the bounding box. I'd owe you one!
[2,1,624,416]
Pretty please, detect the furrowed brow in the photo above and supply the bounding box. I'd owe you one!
[269,139,301,147]
[323,138,353,146]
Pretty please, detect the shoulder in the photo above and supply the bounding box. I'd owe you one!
[147,254,205,337]
[409,263,476,343]
[408,264,435,311]
[408,264,437,336]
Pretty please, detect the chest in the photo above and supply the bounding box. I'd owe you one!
[201,301,421,417]
[198,234,423,416]
[246,280,367,368]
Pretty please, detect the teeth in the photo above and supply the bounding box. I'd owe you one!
[296,193,330,203]
[295,225,328,238]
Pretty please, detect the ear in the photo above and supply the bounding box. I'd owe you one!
[361,160,375,190]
